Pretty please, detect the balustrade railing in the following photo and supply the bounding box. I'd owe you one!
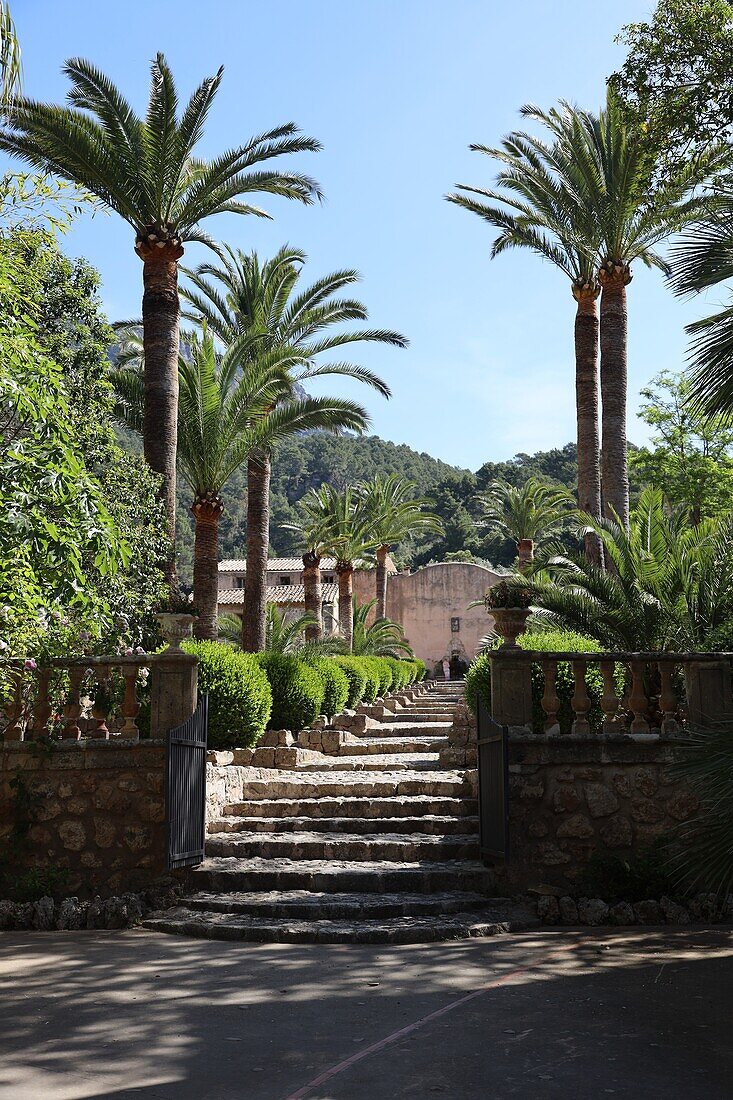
[0,650,198,743]
[488,650,733,737]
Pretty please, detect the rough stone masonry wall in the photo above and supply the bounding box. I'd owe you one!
[0,741,167,896]
[504,735,698,894]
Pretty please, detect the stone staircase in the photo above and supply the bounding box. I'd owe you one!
[144,681,533,943]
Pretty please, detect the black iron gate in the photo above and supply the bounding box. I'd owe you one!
[476,692,509,864]
[165,696,208,870]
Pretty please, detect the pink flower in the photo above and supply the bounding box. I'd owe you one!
[124,647,134,656]
[24,658,37,670]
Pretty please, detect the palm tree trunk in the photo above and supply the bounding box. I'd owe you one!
[303,550,322,642]
[517,539,534,569]
[138,240,184,589]
[573,283,603,563]
[241,448,271,652]
[599,263,632,531]
[336,560,354,651]
[375,545,390,619]
[191,497,223,641]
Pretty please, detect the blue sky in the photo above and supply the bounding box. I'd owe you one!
[10,0,708,471]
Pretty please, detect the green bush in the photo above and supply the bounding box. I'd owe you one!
[308,658,350,717]
[257,652,326,731]
[182,640,272,749]
[465,629,622,734]
[411,659,427,682]
[384,657,410,691]
[332,656,368,707]
[352,657,380,703]
[365,656,394,697]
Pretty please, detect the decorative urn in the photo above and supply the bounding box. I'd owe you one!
[155,613,197,653]
[485,580,532,649]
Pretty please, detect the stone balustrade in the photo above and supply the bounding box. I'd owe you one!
[489,649,733,735]
[0,650,198,743]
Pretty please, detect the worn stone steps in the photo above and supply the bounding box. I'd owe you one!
[221,795,478,820]
[190,856,495,894]
[332,736,449,755]
[233,771,469,800]
[205,831,480,863]
[142,904,533,944]
[170,889,492,919]
[378,713,454,724]
[209,814,480,835]
[294,753,440,772]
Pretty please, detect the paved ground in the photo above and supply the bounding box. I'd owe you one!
[1,927,731,1100]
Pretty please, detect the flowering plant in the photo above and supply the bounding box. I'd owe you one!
[485,580,532,610]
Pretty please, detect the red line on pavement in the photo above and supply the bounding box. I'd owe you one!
[283,941,578,1100]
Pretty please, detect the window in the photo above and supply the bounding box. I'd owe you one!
[235,576,245,589]
[279,576,291,586]
[451,617,460,633]
[323,575,334,584]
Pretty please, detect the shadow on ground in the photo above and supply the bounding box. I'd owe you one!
[0,927,731,1099]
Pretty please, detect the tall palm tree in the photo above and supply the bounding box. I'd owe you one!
[447,117,604,560]
[350,598,413,657]
[528,92,725,529]
[357,474,442,618]
[0,1,21,103]
[181,244,406,650]
[667,197,733,419]
[112,328,364,639]
[294,484,375,651]
[0,54,321,579]
[478,477,572,569]
[281,509,335,643]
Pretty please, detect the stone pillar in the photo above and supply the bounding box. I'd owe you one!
[489,654,532,730]
[685,659,733,729]
[149,653,198,738]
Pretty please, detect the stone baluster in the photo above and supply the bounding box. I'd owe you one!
[571,659,591,735]
[540,659,560,733]
[30,667,52,739]
[658,659,680,735]
[629,659,650,735]
[599,660,621,734]
[90,664,111,740]
[119,665,140,740]
[3,668,24,741]
[62,666,85,740]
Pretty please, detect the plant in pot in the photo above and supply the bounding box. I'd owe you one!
[156,591,199,653]
[485,580,532,648]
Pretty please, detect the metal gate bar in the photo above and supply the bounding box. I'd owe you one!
[165,695,208,870]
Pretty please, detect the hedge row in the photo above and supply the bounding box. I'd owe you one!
[183,642,426,749]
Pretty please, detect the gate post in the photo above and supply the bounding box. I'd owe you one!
[489,652,532,730]
[150,653,198,738]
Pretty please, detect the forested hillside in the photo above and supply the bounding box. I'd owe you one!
[169,430,580,585]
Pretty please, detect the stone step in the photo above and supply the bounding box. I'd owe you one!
[294,752,440,771]
[358,723,453,736]
[142,904,533,944]
[209,814,480,836]
[205,831,480,862]
[235,772,469,800]
[332,737,449,755]
[379,713,455,724]
[173,889,491,919]
[222,795,478,820]
[191,856,495,895]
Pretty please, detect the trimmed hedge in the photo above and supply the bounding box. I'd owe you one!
[411,659,427,682]
[465,629,623,734]
[307,657,350,717]
[182,640,272,750]
[256,653,326,731]
[332,656,368,708]
[362,656,393,697]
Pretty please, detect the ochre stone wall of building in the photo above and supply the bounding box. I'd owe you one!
[0,742,167,896]
[503,735,697,893]
[352,562,500,674]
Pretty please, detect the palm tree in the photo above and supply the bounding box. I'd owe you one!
[294,484,375,651]
[350,598,413,657]
[181,244,406,650]
[357,474,442,618]
[281,509,334,643]
[112,328,364,639]
[0,1,21,102]
[667,197,733,419]
[529,92,725,529]
[447,115,604,560]
[479,477,572,569]
[0,54,322,579]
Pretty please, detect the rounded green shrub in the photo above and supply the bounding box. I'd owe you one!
[363,656,393,697]
[465,629,622,734]
[352,657,380,703]
[182,640,272,750]
[411,659,427,682]
[332,656,368,707]
[308,658,350,717]
[256,653,326,731]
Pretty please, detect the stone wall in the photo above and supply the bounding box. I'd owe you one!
[0,741,167,896]
[503,734,697,893]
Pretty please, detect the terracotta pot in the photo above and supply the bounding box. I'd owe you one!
[490,607,531,649]
[156,613,197,653]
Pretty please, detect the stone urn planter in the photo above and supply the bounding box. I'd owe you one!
[488,607,531,649]
[156,613,197,653]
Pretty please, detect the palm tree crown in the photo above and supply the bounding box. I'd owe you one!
[479,477,572,566]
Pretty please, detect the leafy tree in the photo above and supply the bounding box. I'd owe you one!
[612,0,733,162]
[479,477,572,568]
[182,244,404,650]
[0,54,322,577]
[356,474,442,618]
[630,370,733,522]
